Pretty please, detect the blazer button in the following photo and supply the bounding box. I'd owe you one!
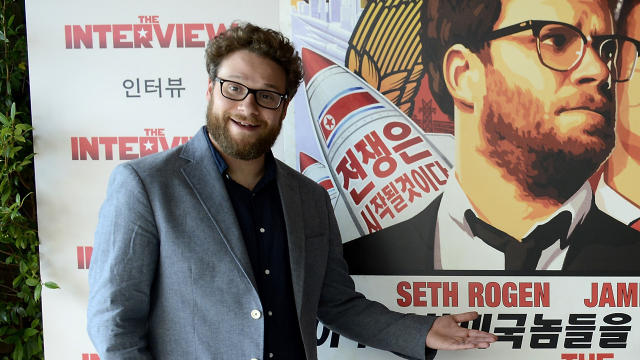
[251,309,261,319]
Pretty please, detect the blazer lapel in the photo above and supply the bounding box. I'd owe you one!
[179,130,257,290]
[276,161,306,315]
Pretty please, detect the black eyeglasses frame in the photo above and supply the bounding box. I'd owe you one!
[215,77,288,110]
[485,19,640,82]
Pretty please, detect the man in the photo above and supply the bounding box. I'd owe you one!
[87,23,496,360]
[595,0,640,231]
[344,0,640,274]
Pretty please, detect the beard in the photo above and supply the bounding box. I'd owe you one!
[480,67,615,203]
[205,98,282,161]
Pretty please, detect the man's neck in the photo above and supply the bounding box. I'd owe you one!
[222,153,266,191]
[209,135,266,191]
[604,145,640,208]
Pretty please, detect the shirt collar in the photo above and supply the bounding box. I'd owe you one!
[203,125,278,187]
[595,173,640,225]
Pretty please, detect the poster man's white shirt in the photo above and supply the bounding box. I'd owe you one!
[595,174,640,226]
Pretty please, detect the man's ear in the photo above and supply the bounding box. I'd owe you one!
[206,78,214,101]
[443,44,485,113]
[280,98,290,121]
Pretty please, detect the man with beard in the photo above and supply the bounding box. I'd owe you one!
[595,0,640,231]
[87,23,496,360]
[343,0,640,274]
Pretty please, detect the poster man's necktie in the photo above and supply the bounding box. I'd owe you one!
[630,218,640,232]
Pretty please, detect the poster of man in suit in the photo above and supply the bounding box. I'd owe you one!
[292,0,640,274]
[291,0,640,358]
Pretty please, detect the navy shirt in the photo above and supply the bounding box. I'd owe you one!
[204,127,306,359]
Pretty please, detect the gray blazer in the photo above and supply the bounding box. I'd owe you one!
[87,128,434,360]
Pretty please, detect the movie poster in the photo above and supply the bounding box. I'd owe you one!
[290,0,640,359]
[25,0,640,358]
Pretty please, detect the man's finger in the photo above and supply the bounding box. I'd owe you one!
[450,311,480,323]
[467,329,498,341]
[447,343,477,350]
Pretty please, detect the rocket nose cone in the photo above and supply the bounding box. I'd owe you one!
[299,152,319,172]
[302,47,336,85]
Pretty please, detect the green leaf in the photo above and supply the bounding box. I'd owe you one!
[23,328,37,338]
[13,341,23,360]
[10,146,23,158]
[10,103,16,121]
[25,278,38,287]
[19,261,27,274]
[12,274,22,287]
[4,334,20,345]
[43,281,59,289]
[0,112,8,126]
[15,124,31,131]
[0,30,7,42]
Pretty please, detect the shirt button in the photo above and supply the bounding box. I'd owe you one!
[265,269,270,275]
[269,353,274,358]
[250,309,261,319]
[259,227,265,233]
[268,310,273,316]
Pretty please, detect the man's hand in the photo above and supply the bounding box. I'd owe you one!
[426,311,498,350]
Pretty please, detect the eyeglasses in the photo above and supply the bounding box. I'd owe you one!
[215,78,287,109]
[485,20,640,82]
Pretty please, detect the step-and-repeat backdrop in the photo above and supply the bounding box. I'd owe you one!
[27,0,640,359]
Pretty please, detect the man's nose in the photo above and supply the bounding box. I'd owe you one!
[237,92,260,115]
[570,41,612,88]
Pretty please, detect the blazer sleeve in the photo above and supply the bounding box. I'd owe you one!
[87,163,158,360]
[315,191,436,360]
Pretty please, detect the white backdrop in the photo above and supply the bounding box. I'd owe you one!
[26,1,284,358]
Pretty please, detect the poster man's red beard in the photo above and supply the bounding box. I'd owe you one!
[480,68,615,203]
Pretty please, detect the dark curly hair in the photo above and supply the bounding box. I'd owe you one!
[617,0,640,35]
[205,22,303,99]
[420,0,502,118]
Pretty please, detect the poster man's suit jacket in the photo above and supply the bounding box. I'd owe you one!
[344,194,640,275]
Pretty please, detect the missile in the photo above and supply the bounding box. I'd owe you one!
[299,151,339,207]
[299,151,361,241]
[301,47,454,236]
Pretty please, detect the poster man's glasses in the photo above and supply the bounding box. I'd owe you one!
[485,20,640,82]
[215,77,287,110]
